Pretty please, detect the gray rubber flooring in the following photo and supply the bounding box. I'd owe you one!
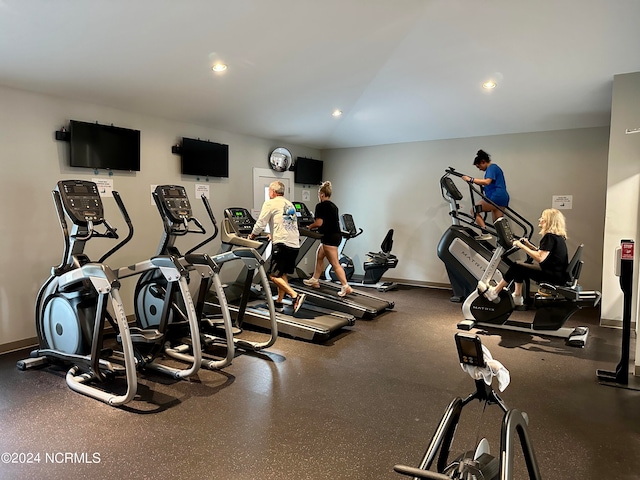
[0,286,638,479]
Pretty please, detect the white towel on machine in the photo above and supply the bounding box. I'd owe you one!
[461,344,511,392]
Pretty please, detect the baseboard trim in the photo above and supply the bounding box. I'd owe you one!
[1,315,137,357]
[0,338,38,355]
[600,318,637,329]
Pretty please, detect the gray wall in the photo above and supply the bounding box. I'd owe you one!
[0,85,320,350]
[0,84,613,351]
[600,72,640,369]
[602,72,640,322]
[321,128,609,291]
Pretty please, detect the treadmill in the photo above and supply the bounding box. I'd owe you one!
[290,201,395,320]
[206,207,356,343]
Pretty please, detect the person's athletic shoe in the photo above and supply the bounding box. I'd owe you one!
[512,294,524,307]
[475,234,493,242]
[274,301,284,313]
[303,277,320,288]
[338,285,353,297]
[478,281,499,303]
[293,293,306,313]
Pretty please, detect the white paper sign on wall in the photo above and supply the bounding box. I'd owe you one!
[552,195,573,210]
[93,178,114,197]
[195,184,210,200]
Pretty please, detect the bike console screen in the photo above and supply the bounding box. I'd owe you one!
[494,217,515,251]
[455,333,485,368]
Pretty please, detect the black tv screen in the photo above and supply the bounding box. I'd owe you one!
[69,120,141,171]
[180,137,229,178]
[294,157,323,185]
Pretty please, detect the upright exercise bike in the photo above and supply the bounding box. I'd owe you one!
[394,333,542,480]
[18,180,202,405]
[326,213,399,292]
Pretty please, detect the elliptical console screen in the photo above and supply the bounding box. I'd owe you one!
[155,185,191,222]
[57,180,104,225]
[455,333,485,367]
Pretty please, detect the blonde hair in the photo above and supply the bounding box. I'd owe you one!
[540,208,567,238]
[318,181,332,197]
[269,181,285,195]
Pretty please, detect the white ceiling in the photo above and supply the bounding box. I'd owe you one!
[1,0,639,149]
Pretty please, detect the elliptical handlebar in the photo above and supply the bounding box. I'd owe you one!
[51,190,71,276]
[185,194,220,255]
[98,190,134,264]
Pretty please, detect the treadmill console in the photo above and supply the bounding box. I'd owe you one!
[225,207,256,235]
[56,180,104,225]
[155,185,192,223]
[292,201,314,227]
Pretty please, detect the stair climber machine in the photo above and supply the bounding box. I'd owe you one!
[325,213,399,292]
[437,167,534,303]
[290,201,395,319]
[17,180,203,406]
[145,185,277,354]
[457,217,601,347]
[394,333,543,480]
[210,206,354,343]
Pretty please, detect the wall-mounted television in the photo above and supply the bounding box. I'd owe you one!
[294,157,323,185]
[69,120,141,171]
[179,137,229,178]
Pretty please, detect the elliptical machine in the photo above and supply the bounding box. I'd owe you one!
[326,213,399,292]
[134,185,237,370]
[18,180,202,406]
[394,333,542,480]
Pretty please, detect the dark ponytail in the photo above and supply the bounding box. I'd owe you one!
[473,149,491,165]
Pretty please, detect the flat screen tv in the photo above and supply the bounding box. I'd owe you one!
[294,157,323,185]
[69,120,141,171]
[180,137,229,178]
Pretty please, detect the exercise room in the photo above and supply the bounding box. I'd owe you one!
[0,1,639,479]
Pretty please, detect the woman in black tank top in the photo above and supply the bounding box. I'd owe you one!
[303,181,353,297]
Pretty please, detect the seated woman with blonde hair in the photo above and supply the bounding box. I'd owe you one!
[479,208,569,306]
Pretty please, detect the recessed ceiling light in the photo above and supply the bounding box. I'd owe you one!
[482,81,497,89]
[212,63,228,72]
[332,110,343,117]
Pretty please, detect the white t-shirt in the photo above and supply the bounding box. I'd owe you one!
[251,195,300,248]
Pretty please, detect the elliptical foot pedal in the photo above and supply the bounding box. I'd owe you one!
[16,356,49,370]
[457,319,476,331]
[120,328,164,344]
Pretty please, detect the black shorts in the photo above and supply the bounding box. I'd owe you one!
[269,243,299,277]
[321,232,342,247]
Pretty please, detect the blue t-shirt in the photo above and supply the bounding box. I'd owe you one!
[483,163,509,207]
